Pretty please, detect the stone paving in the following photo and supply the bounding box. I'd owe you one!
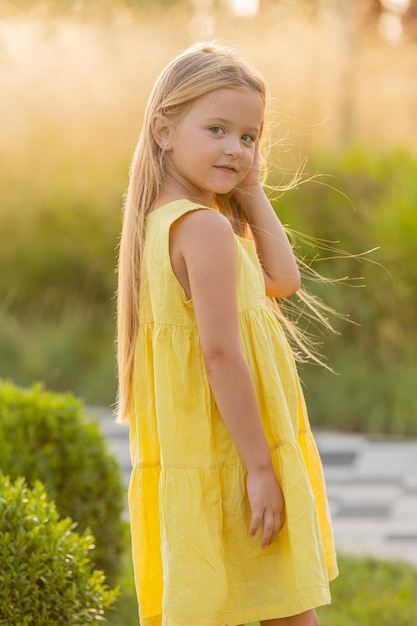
[314,431,417,567]
[93,408,417,568]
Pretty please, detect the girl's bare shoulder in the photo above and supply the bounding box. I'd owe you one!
[172,207,234,244]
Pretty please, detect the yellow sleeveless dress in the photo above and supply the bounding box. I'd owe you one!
[129,199,338,626]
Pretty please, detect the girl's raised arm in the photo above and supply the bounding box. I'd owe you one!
[170,208,285,549]
[235,151,301,298]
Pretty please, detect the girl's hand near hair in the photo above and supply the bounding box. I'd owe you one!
[234,143,301,298]
[236,140,262,192]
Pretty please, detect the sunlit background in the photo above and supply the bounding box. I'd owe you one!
[1,0,417,435]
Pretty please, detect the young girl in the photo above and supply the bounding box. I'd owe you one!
[117,42,338,626]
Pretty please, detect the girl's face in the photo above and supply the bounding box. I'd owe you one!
[161,87,263,205]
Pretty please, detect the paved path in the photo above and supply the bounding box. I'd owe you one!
[93,408,417,568]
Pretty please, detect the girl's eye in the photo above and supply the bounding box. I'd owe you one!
[242,134,255,144]
[209,126,225,135]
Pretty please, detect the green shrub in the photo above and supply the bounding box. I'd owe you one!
[0,380,125,585]
[105,533,139,626]
[0,475,118,625]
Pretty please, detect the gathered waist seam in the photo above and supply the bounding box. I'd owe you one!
[138,303,270,330]
[131,440,301,471]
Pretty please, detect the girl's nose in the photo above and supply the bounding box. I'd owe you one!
[225,137,242,157]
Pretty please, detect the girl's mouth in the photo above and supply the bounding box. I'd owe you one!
[215,165,237,173]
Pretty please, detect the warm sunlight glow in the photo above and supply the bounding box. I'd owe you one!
[231,0,260,18]
[380,0,410,14]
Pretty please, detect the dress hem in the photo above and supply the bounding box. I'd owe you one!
[139,586,331,626]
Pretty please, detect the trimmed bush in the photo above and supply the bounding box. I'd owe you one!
[0,380,125,585]
[0,475,118,624]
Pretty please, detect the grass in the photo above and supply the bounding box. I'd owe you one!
[316,555,417,625]
[108,550,417,626]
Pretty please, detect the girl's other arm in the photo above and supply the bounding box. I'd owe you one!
[170,209,285,549]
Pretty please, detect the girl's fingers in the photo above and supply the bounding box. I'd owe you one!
[249,510,263,537]
[246,471,285,547]
[260,511,276,549]
[258,509,285,549]
[272,512,284,542]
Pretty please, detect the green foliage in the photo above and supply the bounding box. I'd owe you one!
[301,346,417,435]
[0,191,119,316]
[0,113,121,406]
[0,475,118,624]
[0,306,117,406]
[105,533,139,626]
[272,147,417,435]
[280,147,417,353]
[0,380,125,584]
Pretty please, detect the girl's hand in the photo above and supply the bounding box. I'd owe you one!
[236,142,261,193]
[246,466,285,549]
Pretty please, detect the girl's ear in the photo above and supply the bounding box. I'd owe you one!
[151,114,174,150]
